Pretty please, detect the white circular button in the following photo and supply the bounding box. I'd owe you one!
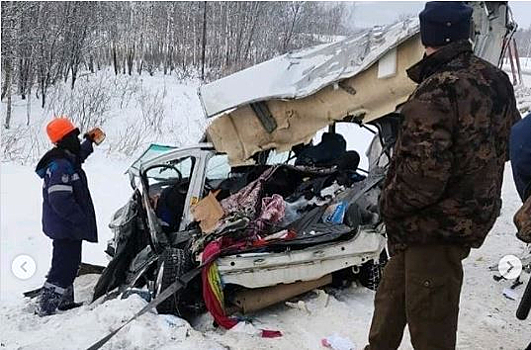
[497,254,522,280]
[11,255,37,280]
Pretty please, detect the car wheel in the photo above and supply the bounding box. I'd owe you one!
[154,247,193,315]
[358,250,389,291]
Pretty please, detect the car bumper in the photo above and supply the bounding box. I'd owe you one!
[216,226,386,288]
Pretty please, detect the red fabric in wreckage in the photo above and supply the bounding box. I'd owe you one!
[202,166,285,337]
[201,240,238,329]
[259,194,286,224]
[201,240,282,338]
[247,194,287,239]
[220,167,277,217]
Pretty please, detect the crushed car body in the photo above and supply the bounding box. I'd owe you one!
[94,140,388,319]
[93,1,515,326]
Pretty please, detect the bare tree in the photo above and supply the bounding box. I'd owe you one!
[1,1,353,112]
[201,1,207,80]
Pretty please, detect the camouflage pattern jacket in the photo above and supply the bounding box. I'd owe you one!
[381,40,520,251]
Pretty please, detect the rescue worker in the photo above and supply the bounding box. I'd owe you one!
[510,113,531,202]
[510,114,531,350]
[35,118,100,316]
[365,2,520,349]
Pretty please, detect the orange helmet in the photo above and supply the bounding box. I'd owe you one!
[46,117,78,144]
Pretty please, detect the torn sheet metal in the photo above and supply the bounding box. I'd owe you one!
[199,18,420,119]
[200,2,511,165]
[206,35,423,165]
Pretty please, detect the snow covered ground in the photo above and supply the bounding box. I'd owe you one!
[0,153,132,301]
[1,71,531,349]
[1,163,529,350]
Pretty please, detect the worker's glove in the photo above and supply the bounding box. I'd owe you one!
[84,127,106,145]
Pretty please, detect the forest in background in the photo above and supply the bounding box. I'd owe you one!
[515,26,531,64]
[2,1,531,133]
[1,1,355,129]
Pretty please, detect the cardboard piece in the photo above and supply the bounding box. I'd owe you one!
[191,191,224,234]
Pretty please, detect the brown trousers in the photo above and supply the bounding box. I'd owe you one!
[366,245,470,350]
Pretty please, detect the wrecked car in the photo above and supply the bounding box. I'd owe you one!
[93,1,515,323]
[94,135,388,319]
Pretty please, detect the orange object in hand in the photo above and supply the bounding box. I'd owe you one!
[87,127,106,145]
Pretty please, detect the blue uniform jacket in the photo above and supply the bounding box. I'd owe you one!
[35,140,98,242]
[510,114,531,201]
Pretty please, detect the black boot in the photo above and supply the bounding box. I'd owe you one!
[37,282,65,316]
[57,285,82,311]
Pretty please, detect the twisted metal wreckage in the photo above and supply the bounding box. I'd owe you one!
[82,2,520,349]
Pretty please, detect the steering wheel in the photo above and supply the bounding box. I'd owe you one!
[142,164,183,184]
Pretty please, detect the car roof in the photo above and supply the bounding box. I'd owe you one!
[198,2,512,166]
[198,18,419,119]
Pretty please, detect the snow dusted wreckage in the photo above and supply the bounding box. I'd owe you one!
[91,0,515,340]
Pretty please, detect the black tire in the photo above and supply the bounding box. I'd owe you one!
[358,249,389,291]
[154,247,193,315]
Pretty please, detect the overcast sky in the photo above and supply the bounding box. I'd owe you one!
[350,1,531,29]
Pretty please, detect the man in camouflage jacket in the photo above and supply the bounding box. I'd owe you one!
[366,2,520,350]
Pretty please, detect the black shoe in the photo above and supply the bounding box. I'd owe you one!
[57,285,82,311]
[37,282,65,316]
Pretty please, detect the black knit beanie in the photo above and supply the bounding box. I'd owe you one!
[419,1,473,47]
